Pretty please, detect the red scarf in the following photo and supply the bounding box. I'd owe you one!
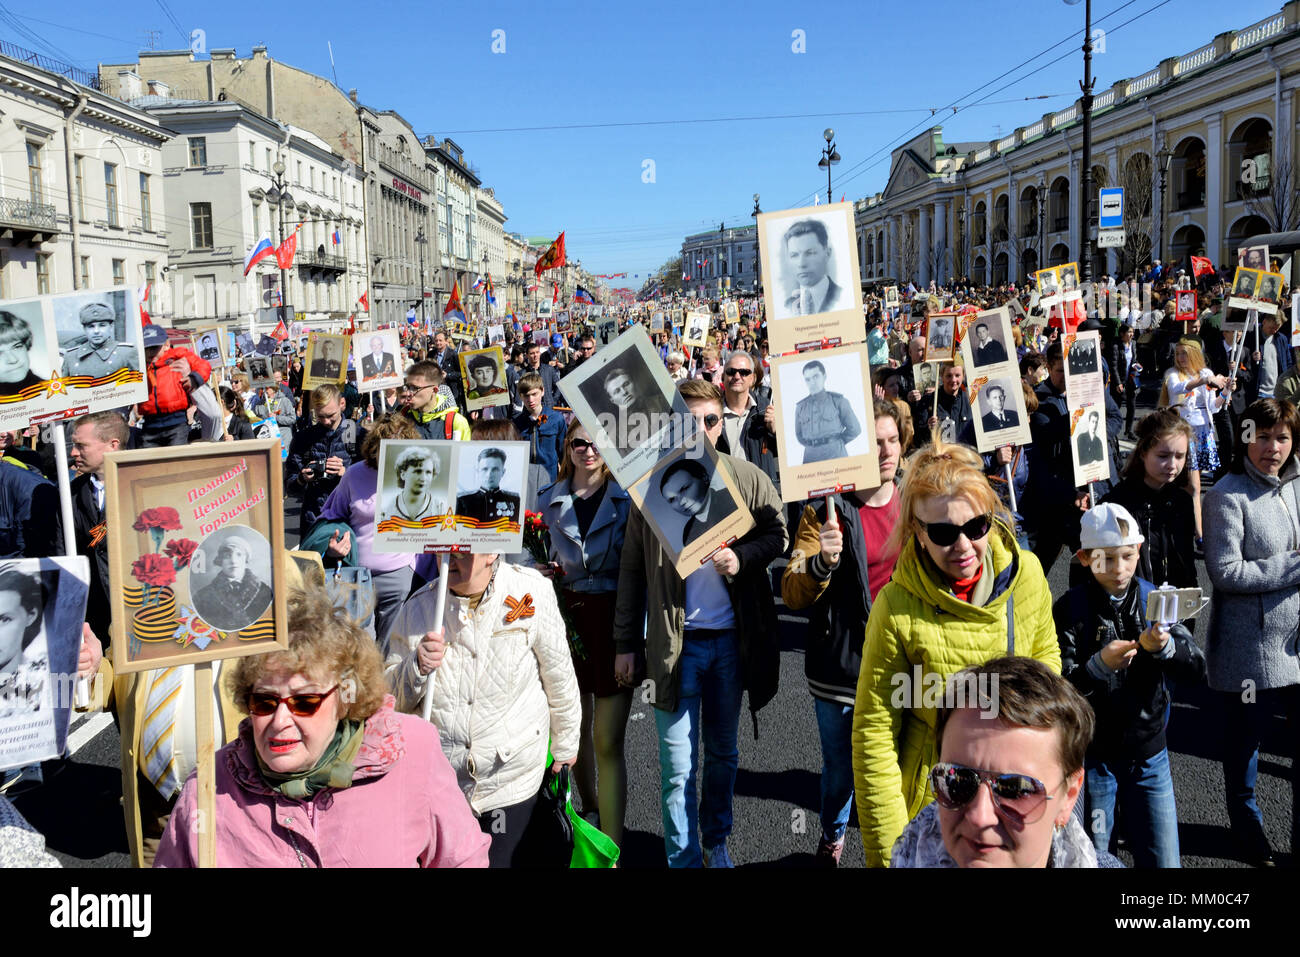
[950,565,984,604]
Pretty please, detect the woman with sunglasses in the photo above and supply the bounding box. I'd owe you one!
[536,420,635,845]
[893,656,1120,867]
[851,440,1060,867]
[154,584,489,868]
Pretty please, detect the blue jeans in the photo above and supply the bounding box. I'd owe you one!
[1085,749,1181,868]
[1221,686,1300,850]
[653,629,742,868]
[813,698,854,843]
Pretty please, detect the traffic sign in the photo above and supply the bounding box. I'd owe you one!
[1099,188,1124,229]
[1097,229,1125,248]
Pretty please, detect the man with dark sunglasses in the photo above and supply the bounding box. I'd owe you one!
[717,351,780,492]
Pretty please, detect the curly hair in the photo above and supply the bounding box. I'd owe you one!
[227,584,387,722]
[360,413,420,469]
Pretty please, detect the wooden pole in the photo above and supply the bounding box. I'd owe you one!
[194,659,217,868]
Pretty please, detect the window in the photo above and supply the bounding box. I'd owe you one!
[139,173,152,230]
[251,201,261,238]
[74,155,85,220]
[104,163,119,227]
[188,137,207,167]
[144,262,156,288]
[27,143,43,204]
[311,167,317,192]
[296,161,303,185]
[265,147,272,171]
[249,142,256,168]
[36,254,51,294]
[80,256,91,288]
[191,202,213,249]
[112,259,125,285]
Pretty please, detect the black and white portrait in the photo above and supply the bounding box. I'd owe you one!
[191,527,274,634]
[195,329,223,366]
[0,565,50,719]
[779,355,868,465]
[767,211,854,320]
[576,355,675,460]
[631,445,746,567]
[924,314,956,362]
[1231,268,1258,300]
[977,378,1021,433]
[1238,245,1269,271]
[683,311,709,347]
[379,442,451,525]
[884,286,901,308]
[487,324,506,345]
[598,318,617,344]
[1176,291,1196,317]
[1074,408,1105,467]
[1058,264,1079,292]
[1036,267,1060,299]
[968,319,1009,368]
[1256,272,1282,305]
[53,290,140,383]
[0,301,52,399]
[1066,336,1099,377]
[356,330,400,384]
[244,356,274,388]
[915,361,938,394]
[455,445,525,525]
[306,334,346,385]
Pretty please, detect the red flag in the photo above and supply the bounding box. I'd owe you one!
[136,281,152,326]
[275,226,300,270]
[534,231,567,277]
[1191,256,1214,279]
[552,282,559,305]
[444,281,465,317]
[271,319,289,341]
[346,313,356,335]
[358,290,370,311]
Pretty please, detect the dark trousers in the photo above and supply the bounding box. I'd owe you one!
[1114,386,1136,435]
[139,421,191,448]
[1221,685,1300,853]
[478,791,543,868]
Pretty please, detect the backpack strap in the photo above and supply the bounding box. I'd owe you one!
[1005,592,1015,656]
[444,411,455,440]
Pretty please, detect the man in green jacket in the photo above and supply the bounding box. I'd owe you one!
[613,379,786,868]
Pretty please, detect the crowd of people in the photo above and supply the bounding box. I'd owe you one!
[1,259,1297,871]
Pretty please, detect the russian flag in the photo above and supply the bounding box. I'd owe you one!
[472,277,486,292]
[243,236,276,276]
[332,228,341,246]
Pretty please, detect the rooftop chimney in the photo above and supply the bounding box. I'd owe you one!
[349,89,358,103]
[117,70,142,100]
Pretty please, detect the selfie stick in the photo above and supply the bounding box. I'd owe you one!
[420,553,452,723]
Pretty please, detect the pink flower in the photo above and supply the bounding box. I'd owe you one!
[164,538,198,568]
[133,507,182,532]
[132,553,176,588]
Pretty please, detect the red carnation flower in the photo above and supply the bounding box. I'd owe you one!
[132,553,177,588]
[133,507,183,532]
[164,538,198,568]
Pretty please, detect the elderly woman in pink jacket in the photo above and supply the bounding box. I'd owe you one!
[154,585,488,868]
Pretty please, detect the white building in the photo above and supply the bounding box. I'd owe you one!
[681,223,758,298]
[0,49,169,301]
[426,138,481,314]
[475,187,508,316]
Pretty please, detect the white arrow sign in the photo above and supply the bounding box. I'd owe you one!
[1097,229,1126,248]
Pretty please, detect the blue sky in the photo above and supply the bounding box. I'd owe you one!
[3,0,1278,280]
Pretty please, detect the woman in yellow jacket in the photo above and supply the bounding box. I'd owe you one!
[851,441,1060,866]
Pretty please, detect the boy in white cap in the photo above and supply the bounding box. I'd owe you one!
[1053,502,1205,868]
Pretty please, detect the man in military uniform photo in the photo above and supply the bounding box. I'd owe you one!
[794,359,861,464]
[455,447,520,523]
[191,535,274,633]
[64,301,138,380]
[310,338,343,381]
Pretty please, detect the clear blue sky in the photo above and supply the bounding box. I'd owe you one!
[3,0,1278,280]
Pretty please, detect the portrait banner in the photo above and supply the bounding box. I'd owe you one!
[302,332,350,390]
[0,287,146,434]
[352,328,402,393]
[1063,329,1104,410]
[923,311,958,363]
[960,307,1031,453]
[0,556,89,773]
[1069,403,1110,487]
[242,355,276,390]
[194,325,226,369]
[459,346,510,412]
[104,440,290,675]
[758,201,865,353]
[1227,267,1280,316]
[374,440,529,554]
[723,302,741,325]
[558,324,697,492]
[681,310,711,349]
[1174,290,1198,323]
[770,343,880,503]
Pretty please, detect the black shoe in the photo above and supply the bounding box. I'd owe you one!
[1237,827,1277,867]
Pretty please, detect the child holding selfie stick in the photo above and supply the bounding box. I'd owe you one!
[1054,504,1206,868]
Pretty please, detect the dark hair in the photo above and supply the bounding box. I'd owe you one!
[1232,398,1300,474]
[783,218,829,250]
[470,420,521,442]
[803,360,827,377]
[659,457,708,494]
[1044,342,1063,364]
[1020,353,1046,378]
[477,447,507,466]
[935,656,1094,779]
[466,353,497,377]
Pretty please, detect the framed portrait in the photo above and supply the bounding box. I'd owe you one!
[682,310,710,349]
[302,333,350,390]
[769,343,880,503]
[1069,403,1110,486]
[243,355,275,389]
[254,334,278,357]
[597,318,618,345]
[1063,330,1105,410]
[0,556,89,773]
[650,311,665,332]
[915,360,939,395]
[536,301,554,321]
[884,286,901,308]
[374,440,529,554]
[559,324,696,491]
[460,346,510,411]
[235,331,255,356]
[723,302,741,324]
[1227,267,1279,316]
[968,373,1031,453]
[628,439,755,578]
[758,201,865,354]
[104,440,290,675]
[1237,244,1270,271]
[194,326,225,368]
[1175,290,1198,322]
[487,323,506,345]
[923,311,958,363]
[1253,271,1284,314]
[959,307,1014,372]
[353,327,402,393]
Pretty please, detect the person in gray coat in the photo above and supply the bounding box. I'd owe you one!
[1203,398,1300,867]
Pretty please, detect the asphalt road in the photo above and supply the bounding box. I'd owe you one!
[15,410,1294,869]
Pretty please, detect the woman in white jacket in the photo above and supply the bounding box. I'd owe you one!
[386,553,581,867]
[1161,338,1230,544]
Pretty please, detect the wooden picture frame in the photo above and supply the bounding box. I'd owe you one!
[459,345,510,412]
[194,326,225,369]
[104,440,289,675]
[302,332,350,390]
[923,311,958,363]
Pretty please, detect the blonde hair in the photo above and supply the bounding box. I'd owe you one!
[1159,338,1207,407]
[311,383,342,408]
[886,439,1013,557]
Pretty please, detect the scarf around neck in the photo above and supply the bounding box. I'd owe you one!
[256,718,365,799]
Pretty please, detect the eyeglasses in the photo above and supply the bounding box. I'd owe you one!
[401,383,434,394]
[918,513,992,547]
[724,368,753,378]
[700,413,721,429]
[247,686,338,717]
[929,762,1056,823]
[570,438,597,452]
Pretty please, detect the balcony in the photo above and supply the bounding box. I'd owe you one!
[0,197,59,245]
[297,249,347,279]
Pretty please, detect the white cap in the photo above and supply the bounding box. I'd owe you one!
[1080,503,1144,550]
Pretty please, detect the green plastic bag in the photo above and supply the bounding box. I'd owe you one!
[546,749,620,868]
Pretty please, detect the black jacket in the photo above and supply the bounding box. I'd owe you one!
[912,387,972,446]
[1099,476,1198,588]
[285,419,362,534]
[1055,577,1205,761]
[71,472,112,639]
[715,391,781,493]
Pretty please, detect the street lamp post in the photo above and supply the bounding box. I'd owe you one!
[1037,177,1047,272]
[1156,141,1173,268]
[415,227,427,329]
[1078,0,1096,282]
[752,193,761,295]
[266,158,294,326]
[481,253,489,317]
[818,129,840,206]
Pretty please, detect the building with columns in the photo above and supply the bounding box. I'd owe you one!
[681,223,758,298]
[475,187,508,317]
[854,3,1300,286]
[426,138,481,316]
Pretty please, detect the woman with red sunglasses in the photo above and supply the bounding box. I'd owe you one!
[153,585,488,868]
[850,439,1060,867]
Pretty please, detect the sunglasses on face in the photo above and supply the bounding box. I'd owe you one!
[930,762,1056,823]
[701,413,721,428]
[247,686,338,717]
[918,513,992,547]
[570,438,597,452]
[724,367,753,378]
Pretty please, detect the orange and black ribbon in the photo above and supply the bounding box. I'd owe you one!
[504,594,535,623]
